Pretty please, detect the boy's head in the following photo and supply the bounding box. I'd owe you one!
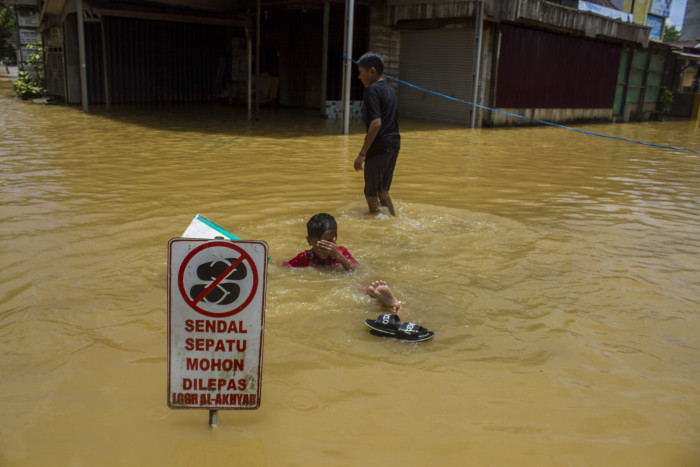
[306,213,338,259]
[357,51,384,87]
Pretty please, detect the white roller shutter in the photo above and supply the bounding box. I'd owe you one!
[399,27,475,124]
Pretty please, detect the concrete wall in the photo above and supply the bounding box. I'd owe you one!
[487,108,614,126]
[477,22,497,127]
[681,0,700,40]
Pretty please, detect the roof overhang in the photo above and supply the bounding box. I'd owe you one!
[39,0,249,28]
[387,0,650,47]
[677,53,700,62]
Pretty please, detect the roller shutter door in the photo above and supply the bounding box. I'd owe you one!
[399,27,474,124]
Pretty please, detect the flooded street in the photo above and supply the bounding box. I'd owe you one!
[1,78,699,466]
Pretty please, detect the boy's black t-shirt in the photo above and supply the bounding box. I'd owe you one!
[362,80,400,158]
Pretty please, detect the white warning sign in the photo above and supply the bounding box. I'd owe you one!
[167,238,268,410]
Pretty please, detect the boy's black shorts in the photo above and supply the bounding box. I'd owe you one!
[364,149,399,197]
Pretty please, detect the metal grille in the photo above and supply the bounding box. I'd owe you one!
[496,24,621,109]
[399,26,475,124]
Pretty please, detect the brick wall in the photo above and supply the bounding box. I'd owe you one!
[369,4,401,87]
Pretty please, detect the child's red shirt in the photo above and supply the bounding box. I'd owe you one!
[282,246,357,268]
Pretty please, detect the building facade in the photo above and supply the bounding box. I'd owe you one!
[36,0,675,125]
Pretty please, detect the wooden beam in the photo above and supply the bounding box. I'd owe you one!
[321,1,329,117]
[255,0,261,120]
[100,16,111,110]
[92,8,246,27]
[77,0,89,112]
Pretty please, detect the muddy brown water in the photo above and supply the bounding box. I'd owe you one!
[1,80,699,466]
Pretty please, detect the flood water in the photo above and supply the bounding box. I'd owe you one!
[1,78,699,466]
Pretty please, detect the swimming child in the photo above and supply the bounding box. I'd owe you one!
[282,213,358,271]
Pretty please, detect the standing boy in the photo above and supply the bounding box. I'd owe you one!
[282,213,358,271]
[354,51,400,216]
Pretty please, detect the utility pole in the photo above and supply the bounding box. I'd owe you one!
[341,0,354,135]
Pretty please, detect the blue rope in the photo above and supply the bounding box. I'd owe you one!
[345,55,700,155]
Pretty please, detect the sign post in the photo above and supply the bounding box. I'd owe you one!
[167,238,268,425]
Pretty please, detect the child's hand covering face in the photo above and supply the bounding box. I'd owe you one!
[315,239,341,259]
[308,229,338,259]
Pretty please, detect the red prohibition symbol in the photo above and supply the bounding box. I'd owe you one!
[177,241,259,318]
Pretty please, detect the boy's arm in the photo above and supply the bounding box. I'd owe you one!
[334,249,358,271]
[354,118,381,171]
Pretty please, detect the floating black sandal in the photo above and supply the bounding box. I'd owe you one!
[364,313,401,334]
[365,314,434,342]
